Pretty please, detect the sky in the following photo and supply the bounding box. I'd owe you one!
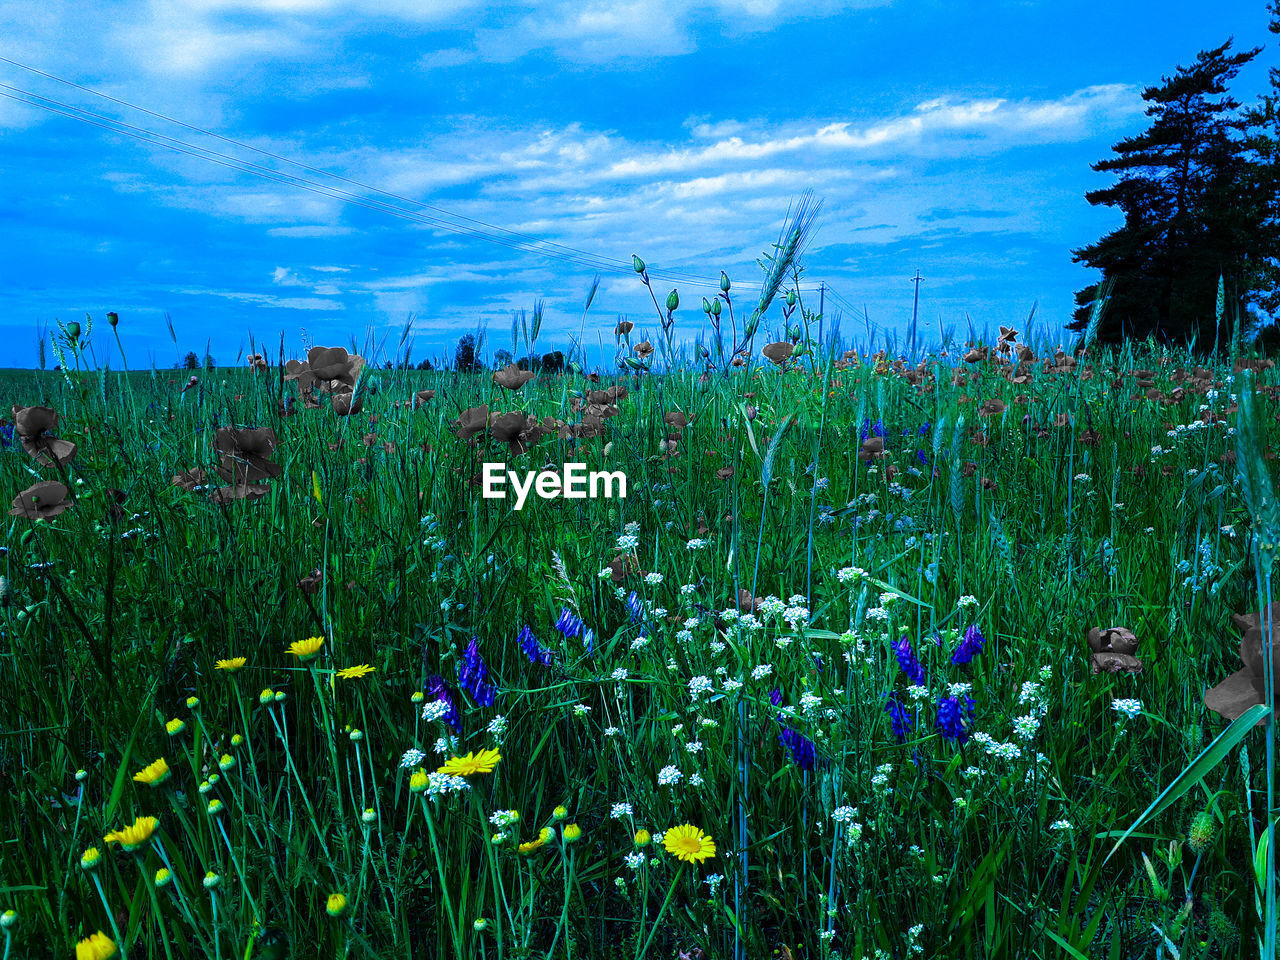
[0,0,1275,372]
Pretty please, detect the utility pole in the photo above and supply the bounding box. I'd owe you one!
[909,269,924,358]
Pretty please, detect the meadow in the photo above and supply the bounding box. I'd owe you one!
[0,306,1278,960]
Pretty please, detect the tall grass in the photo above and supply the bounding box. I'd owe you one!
[0,317,1276,960]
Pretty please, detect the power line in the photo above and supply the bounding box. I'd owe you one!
[0,56,736,289]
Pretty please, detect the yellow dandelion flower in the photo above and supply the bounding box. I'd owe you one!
[287,636,325,662]
[563,823,582,843]
[552,804,568,821]
[634,829,651,847]
[435,748,501,778]
[215,657,246,672]
[662,824,716,864]
[539,826,553,843]
[409,768,429,793]
[336,664,376,680]
[517,837,546,855]
[154,868,172,887]
[79,847,101,871]
[259,688,274,704]
[133,758,171,787]
[164,718,186,736]
[75,930,117,960]
[103,815,159,852]
[326,893,348,917]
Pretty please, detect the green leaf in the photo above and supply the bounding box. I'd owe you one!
[1043,928,1093,960]
[1104,702,1271,865]
[106,698,154,822]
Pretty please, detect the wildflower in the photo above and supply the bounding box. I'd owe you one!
[103,816,159,852]
[657,765,682,786]
[634,829,652,847]
[624,851,646,870]
[154,868,172,887]
[424,675,463,734]
[778,727,817,770]
[563,823,583,843]
[165,718,186,736]
[202,871,220,890]
[951,624,986,665]
[555,607,584,638]
[517,625,554,666]
[663,824,716,863]
[336,664,375,680]
[458,638,497,706]
[75,931,117,960]
[474,918,489,932]
[625,591,645,621]
[326,893,348,917]
[893,635,926,686]
[80,847,101,871]
[259,688,274,704]
[885,692,913,742]
[518,836,547,855]
[207,799,224,815]
[935,695,976,744]
[689,675,713,699]
[610,802,633,819]
[288,635,325,662]
[1112,698,1143,721]
[750,664,773,681]
[409,769,429,793]
[1188,811,1217,853]
[185,696,200,710]
[552,805,568,821]
[133,758,171,787]
[1049,820,1073,832]
[437,748,502,778]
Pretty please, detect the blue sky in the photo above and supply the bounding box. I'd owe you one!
[0,0,1274,371]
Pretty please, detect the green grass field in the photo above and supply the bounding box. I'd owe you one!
[0,327,1277,959]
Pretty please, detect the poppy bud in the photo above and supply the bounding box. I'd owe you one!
[107,312,119,327]
[710,299,721,318]
[702,297,712,315]
[632,255,646,274]
[785,289,797,308]
[66,321,81,340]
[720,271,731,293]
[666,289,679,313]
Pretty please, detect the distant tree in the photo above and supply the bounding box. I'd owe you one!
[1241,0,1280,327]
[384,359,394,370]
[183,351,200,370]
[541,350,565,374]
[416,358,434,371]
[1068,39,1265,351]
[203,353,216,371]
[493,348,514,369]
[455,334,479,372]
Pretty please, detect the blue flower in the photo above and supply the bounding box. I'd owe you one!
[778,727,816,771]
[951,624,986,665]
[625,591,644,622]
[915,449,929,466]
[424,675,462,734]
[935,695,976,744]
[458,637,497,707]
[893,635,926,686]
[860,418,885,441]
[0,423,12,450]
[884,692,913,743]
[555,607,583,639]
[517,625,554,666]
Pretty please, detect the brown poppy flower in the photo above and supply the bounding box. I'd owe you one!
[969,430,989,447]
[298,568,323,594]
[11,405,77,467]
[858,437,886,462]
[635,340,654,360]
[330,389,363,416]
[664,411,689,430]
[1206,608,1280,723]
[1052,413,1071,428]
[9,480,71,519]
[210,483,272,504]
[493,364,536,390]
[978,398,1006,417]
[961,461,977,477]
[415,389,436,409]
[247,353,268,372]
[980,476,997,490]
[997,326,1018,343]
[490,412,536,455]
[308,346,365,390]
[762,342,793,365]
[716,466,734,480]
[454,406,490,440]
[214,427,282,485]
[1079,428,1101,447]
[383,440,396,454]
[615,320,634,336]
[745,405,758,421]
[1090,652,1144,675]
[736,589,763,614]
[172,468,208,492]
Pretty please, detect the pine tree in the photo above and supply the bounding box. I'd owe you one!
[1241,1,1280,334]
[1069,39,1265,351]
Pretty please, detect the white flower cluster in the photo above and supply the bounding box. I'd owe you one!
[831,805,859,824]
[750,664,773,681]
[422,700,451,723]
[486,715,508,742]
[1112,698,1143,720]
[616,534,639,551]
[689,675,713,699]
[837,566,867,584]
[644,572,664,586]
[490,809,520,828]
[657,765,682,786]
[610,802,633,819]
[400,748,426,768]
[426,772,471,801]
